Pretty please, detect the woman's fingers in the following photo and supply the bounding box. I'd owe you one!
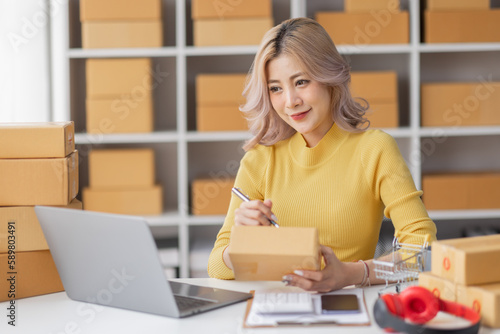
[234,200,276,226]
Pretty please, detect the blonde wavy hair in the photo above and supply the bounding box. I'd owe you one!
[241,17,369,151]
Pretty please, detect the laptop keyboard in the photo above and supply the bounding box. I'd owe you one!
[174,294,216,311]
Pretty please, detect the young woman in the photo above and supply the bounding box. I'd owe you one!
[207,17,437,292]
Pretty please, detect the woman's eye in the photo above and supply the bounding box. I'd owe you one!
[296,79,309,86]
[269,86,281,93]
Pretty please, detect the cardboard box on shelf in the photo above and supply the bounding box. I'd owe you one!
[422,172,500,210]
[191,178,235,215]
[89,148,155,188]
[421,82,500,127]
[83,186,163,215]
[424,10,500,43]
[365,101,399,128]
[80,0,162,21]
[86,97,153,134]
[82,20,163,49]
[0,199,82,253]
[0,122,74,158]
[345,0,400,13]
[228,226,320,281]
[192,0,271,19]
[456,283,500,328]
[86,58,152,98]
[196,74,247,106]
[193,17,273,46]
[316,11,409,45]
[197,106,248,131]
[427,0,490,11]
[431,234,500,286]
[0,151,79,206]
[350,71,398,101]
[418,272,457,302]
[0,250,64,302]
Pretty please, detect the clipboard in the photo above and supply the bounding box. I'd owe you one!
[242,288,371,328]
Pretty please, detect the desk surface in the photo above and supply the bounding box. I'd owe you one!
[1,279,498,334]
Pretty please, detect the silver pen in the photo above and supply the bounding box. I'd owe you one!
[231,187,280,228]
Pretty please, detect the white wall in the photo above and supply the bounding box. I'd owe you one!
[0,0,51,122]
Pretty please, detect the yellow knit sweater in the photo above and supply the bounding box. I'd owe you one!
[207,124,437,279]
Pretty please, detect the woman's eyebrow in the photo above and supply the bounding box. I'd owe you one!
[267,72,305,84]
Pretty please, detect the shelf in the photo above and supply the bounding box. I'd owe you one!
[419,43,500,53]
[184,45,260,56]
[75,131,178,145]
[68,47,178,58]
[419,126,500,138]
[336,44,413,55]
[429,209,500,221]
[186,131,251,142]
[144,211,182,227]
[188,215,225,226]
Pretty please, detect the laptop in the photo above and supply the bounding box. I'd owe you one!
[34,206,252,318]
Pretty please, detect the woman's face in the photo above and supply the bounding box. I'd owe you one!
[266,54,333,147]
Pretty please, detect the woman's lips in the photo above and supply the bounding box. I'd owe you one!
[290,109,310,121]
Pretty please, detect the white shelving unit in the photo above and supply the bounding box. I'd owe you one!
[50,0,500,278]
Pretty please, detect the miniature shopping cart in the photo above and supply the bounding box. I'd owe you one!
[373,231,431,295]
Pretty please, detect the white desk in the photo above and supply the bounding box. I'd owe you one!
[1,279,498,334]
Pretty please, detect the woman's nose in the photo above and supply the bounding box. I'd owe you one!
[285,90,302,109]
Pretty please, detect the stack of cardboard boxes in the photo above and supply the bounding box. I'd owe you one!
[0,122,82,301]
[86,58,154,134]
[191,177,235,216]
[83,148,163,215]
[316,0,409,45]
[424,0,500,43]
[80,0,163,48]
[419,234,500,328]
[351,71,399,128]
[192,0,273,46]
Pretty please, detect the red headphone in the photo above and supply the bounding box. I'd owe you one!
[374,286,481,334]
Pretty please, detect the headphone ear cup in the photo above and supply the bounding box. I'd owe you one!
[381,294,405,317]
[400,286,439,324]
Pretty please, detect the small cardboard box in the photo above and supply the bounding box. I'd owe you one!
[0,122,74,158]
[421,82,500,127]
[422,173,500,210]
[83,186,163,215]
[316,11,409,45]
[191,178,234,215]
[193,17,273,46]
[86,97,153,134]
[86,58,152,99]
[192,0,271,19]
[89,148,155,188]
[228,226,321,281]
[80,0,162,21]
[418,272,457,302]
[0,151,79,206]
[365,101,399,128]
[427,0,490,11]
[431,234,500,286]
[197,106,248,131]
[196,74,247,106]
[456,283,500,328]
[0,250,64,302]
[345,0,400,13]
[424,10,500,43]
[0,199,82,253]
[350,71,398,101]
[82,20,163,49]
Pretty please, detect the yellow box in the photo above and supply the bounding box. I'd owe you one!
[424,10,500,43]
[351,71,398,101]
[191,0,272,19]
[80,0,162,21]
[0,250,64,302]
[196,74,247,106]
[365,101,399,128]
[421,82,500,127]
[345,0,400,13]
[0,151,79,206]
[431,234,500,286]
[228,226,320,281]
[316,11,409,45]
[456,283,500,328]
[193,17,273,46]
[191,178,234,215]
[427,0,490,11]
[418,272,457,302]
[197,106,248,131]
[83,186,163,215]
[86,58,152,98]
[86,97,153,134]
[422,173,500,210]
[0,199,82,253]
[82,20,163,49]
[89,148,155,188]
[0,122,74,158]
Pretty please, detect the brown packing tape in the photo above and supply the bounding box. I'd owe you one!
[345,0,401,13]
[80,0,162,21]
[191,0,272,19]
[427,0,490,11]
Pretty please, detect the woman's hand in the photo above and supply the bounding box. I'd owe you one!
[234,199,277,226]
[282,245,365,292]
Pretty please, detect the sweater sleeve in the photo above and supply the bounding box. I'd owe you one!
[360,131,437,246]
[207,145,270,279]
